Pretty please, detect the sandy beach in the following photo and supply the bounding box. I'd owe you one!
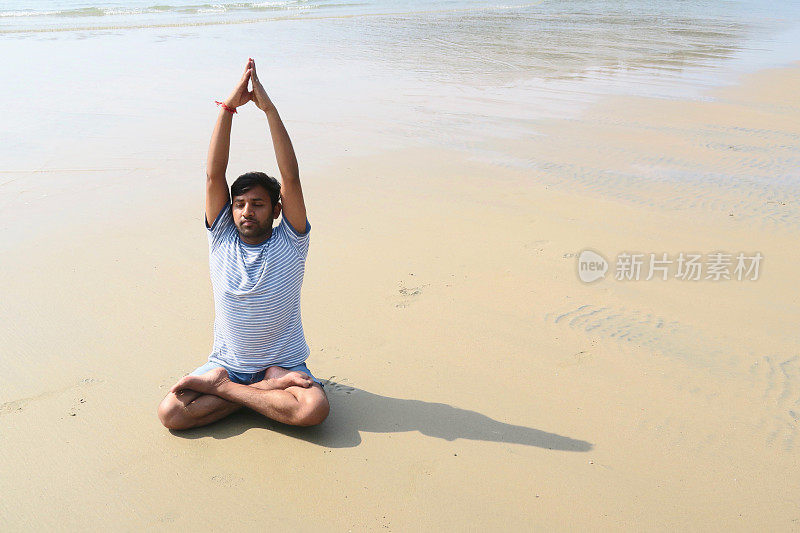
[2,1,800,530]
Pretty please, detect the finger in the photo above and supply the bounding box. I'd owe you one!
[238,68,252,88]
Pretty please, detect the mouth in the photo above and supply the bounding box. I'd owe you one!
[242,220,255,227]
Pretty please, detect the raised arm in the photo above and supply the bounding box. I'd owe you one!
[205,61,252,227]
[250,59,307,234]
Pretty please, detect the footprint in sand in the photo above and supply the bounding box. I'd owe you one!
[67,397,88,417]
[557,350,592,368]
[320,376,356,395]
[543,303,723,365]
[749,355,800,451]
[523,239,551,255]
[0,377,102,417]
[210,474,243,488]
[0,398,30,415]
[395,280,429,309]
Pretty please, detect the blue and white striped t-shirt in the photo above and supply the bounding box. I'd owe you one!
[206,201,311,372]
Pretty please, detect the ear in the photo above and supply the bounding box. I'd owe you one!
[273,202,282,219]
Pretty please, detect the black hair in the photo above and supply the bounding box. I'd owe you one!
[230,172,281,208]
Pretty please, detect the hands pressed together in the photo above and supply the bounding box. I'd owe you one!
[223,57,274,113]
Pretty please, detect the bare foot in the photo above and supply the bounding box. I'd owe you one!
[170,367,230,395]
[264,365,294,381]
[251,366,312,390]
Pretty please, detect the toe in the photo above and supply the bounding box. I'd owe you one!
[170,378,188,393]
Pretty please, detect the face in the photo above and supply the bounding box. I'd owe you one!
[231,186,280,242]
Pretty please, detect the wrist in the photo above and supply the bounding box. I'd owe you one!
[215,100,237,114]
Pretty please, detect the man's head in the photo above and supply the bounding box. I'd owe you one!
[230,172,281,243]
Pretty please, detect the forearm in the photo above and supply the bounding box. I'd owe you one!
[264,107,299,183]
[207,108,234,179]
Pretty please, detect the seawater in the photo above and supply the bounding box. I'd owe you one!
[4,0,800,99]
[1,0,539,33]
[1,0,799,212]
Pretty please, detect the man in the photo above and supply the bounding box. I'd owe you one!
[157,58,329,430]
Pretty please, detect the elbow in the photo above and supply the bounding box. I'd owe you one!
[206,172,225,184]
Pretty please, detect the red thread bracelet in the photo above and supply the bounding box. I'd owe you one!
[215,100,237,114]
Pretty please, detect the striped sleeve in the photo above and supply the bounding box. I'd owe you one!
[206,201,235,252]
[280,215,311,259]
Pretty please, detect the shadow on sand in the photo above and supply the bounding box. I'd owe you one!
[172,380,593,452]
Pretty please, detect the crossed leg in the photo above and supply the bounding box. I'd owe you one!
[158,366,328,430]
[158,387,241,430]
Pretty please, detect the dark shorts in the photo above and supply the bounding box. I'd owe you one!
[191,360,323,387]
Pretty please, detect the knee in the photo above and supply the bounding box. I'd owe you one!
[157,394,193,430]
[294,393,330,427]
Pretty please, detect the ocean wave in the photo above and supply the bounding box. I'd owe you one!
[0,1,315,19]
[0,7,105,18]
[0,1,536,32]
